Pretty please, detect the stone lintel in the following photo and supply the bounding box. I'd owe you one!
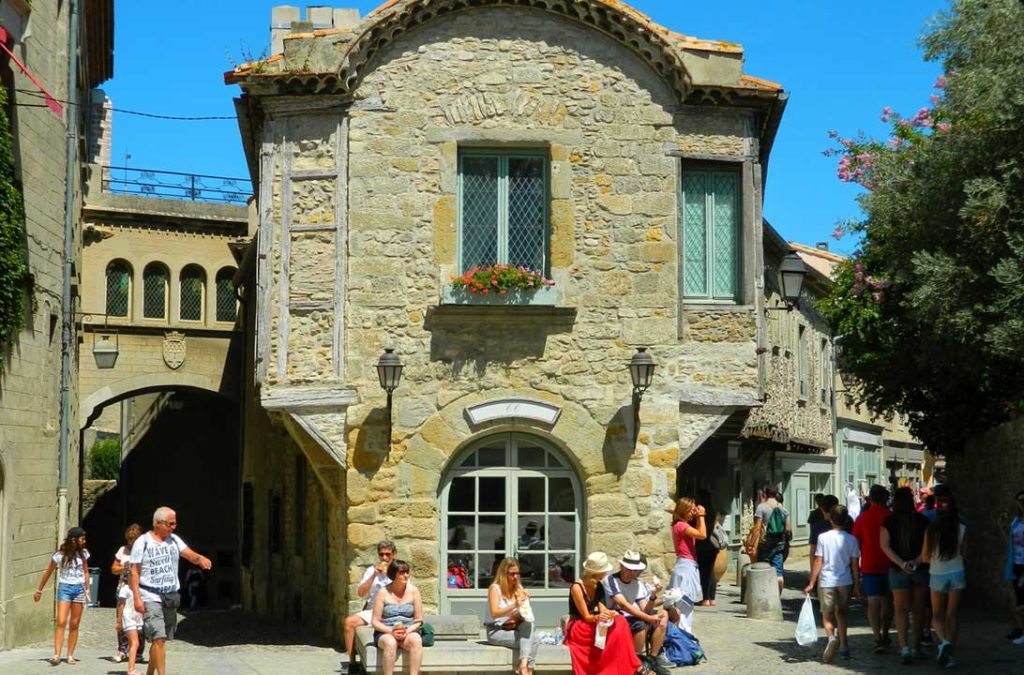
[261,95,349,118]
[676,385,762,409]
[465,398,562,427]
[425,305,577,329]
[424,127,584,147]
[261,386,359,412]
[664,147,753,161]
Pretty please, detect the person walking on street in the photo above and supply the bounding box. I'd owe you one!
[695,490,721,607]
[880,487,930,664]
[34,526,91,665]
[853,484,893,653]
[131,507,213,675]
[344,540,397,670]
[745,487,791,594]
[113,523,145,663]
[921,491,966,668]
[805,505,861,664]
[1004,489,1024,643]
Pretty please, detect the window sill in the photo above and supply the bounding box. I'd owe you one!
[682,303,753,313]
[441,284,558,307]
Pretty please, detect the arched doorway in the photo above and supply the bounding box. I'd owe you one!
[439,433,582,626]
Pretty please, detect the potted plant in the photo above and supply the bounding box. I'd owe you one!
[443,264,557,305]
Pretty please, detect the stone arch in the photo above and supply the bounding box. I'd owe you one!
[80,371,232,429]
[338,0,692,100]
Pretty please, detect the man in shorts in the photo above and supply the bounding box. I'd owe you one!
[343,540,396,672]
[852,485,893,652]
[805,504,861,664]
[603,550,670,670]
[131,507,212,675]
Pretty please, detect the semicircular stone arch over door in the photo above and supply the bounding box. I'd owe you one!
[439,432,583,627]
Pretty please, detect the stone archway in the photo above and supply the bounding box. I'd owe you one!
[80,371,230,430]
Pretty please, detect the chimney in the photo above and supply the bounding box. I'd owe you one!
[271,5,362,54]
[816,242,829,251]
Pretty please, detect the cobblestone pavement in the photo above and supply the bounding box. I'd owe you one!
[1,566,1021,674]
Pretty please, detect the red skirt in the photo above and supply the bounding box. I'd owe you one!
[564,615,640,675]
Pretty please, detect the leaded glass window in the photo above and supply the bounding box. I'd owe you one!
[179,265,205,322]
[143,263,168,319]
[105,261,131,317]
[459,152,547,273]
[680,168,740,301]
[216,267,237,322]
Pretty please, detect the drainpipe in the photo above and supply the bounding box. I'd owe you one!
[830,335,846,497]
[57,0,81,541]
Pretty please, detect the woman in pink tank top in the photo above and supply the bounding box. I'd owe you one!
[668,498,706,633]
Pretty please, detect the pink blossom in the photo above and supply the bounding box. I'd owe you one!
[899,119,912,128]
[831,225,844,240]
[934,75,946,89]
[882,106,893,115]
[930,94,940,106]
[937,122,952,133]
[888,138,902,149]
[827,130,839,139]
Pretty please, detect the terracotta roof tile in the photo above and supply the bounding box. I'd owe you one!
[741,75,783,91]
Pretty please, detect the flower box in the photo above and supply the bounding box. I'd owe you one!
[441,284,558,306]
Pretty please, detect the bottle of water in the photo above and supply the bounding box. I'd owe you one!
[555,626,564,645]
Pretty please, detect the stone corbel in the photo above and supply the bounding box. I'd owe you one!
[262,386,358,503]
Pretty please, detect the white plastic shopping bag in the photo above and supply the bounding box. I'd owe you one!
[593,619,613,649]
[795,594,819,646]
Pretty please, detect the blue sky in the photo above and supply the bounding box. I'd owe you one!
[104,0,949,253]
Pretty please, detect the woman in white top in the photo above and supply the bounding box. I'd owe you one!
[486,557,538,675]
[33,526,91,665]
[111,523,144,663]
[921,492,967,668]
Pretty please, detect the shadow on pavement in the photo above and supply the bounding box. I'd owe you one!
[173,608,338,648]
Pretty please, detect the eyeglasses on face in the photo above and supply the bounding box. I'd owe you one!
[507,571,521,576]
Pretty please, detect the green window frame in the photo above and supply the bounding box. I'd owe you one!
[457,150,549,274]
[680,168,741,301]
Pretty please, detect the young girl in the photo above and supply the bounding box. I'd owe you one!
[669,497,706,632]
[486,557,537,675]
[117,581,144,675]
[34,526,91,665]
[112,523,144,663]
[921,493,966,668]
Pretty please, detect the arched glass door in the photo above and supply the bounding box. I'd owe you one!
[439,433,582,627]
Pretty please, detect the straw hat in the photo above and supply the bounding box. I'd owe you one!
[619,550,646,572]
[583,551,613,575]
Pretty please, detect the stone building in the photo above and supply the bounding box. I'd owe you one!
[226,0,787,632]
[0,0,113,648]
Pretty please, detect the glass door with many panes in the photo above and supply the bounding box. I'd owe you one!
[439,433,582,627]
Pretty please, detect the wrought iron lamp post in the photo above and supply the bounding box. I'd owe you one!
[778,250,808,310]
[376,347,404,451]
[628,347,656,445]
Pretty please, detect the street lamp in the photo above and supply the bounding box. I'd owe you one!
[91,333,119,369]
[629,347,656,445]
[778,250,808,310]
[376,347,404,451]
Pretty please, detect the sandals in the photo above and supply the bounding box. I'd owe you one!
[67,656,78,665]
[48,655,61,666]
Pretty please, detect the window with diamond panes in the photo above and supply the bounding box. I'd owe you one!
[215,267,237,322]
[680,169,740,301]
[459,152,547,274]
[105,261,131,317]
[179,265,205,322]
[143,263,168,319]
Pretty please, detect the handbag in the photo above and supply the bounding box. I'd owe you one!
[420,621,434,647]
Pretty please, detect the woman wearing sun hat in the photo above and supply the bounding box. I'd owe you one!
[563,551,641,674]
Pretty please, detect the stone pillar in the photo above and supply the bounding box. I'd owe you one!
[745,562,783,621]
[271,6,300,55]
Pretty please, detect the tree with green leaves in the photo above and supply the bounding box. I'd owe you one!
[819,0,1024,454]
[0,85,28,371]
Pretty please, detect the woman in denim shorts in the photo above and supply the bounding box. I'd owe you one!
[921,493,966,668]
[881,487,931,664]
[34,526,91,665]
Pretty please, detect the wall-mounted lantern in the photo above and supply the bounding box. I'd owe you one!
[778,250,808,309]
[628,347,656,445]
[92,333,119,369]
[376,347,404,451]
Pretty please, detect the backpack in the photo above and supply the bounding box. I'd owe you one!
[662,623,706,667]
[765,507,787,538]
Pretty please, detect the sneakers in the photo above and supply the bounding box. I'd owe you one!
[901,646,913,665]
[937,640,952,667]
[113,652,126,663]
[822,635,838,664]
[839,645,851,660]
[654,654,673,671]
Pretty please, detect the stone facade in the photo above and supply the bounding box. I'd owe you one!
[0,0,112,649]
[228,0,787,635]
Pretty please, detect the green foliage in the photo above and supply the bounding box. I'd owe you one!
[88,438,121,480]
[450,264,555,295]
[0,85,28,371]
[820,0,1024,454]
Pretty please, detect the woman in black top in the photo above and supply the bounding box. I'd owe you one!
[695,490,719,606]
[880,486,930,664]
[563,552,640,675]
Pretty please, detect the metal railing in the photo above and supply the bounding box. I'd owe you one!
[101,165,252,205]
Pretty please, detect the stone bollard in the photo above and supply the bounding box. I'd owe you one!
[745,562,783,621]
[736,551,752,601]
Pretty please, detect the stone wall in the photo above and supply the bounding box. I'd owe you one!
[0,0,79,649]
[243,4,772,634]
[946,417,1024,610]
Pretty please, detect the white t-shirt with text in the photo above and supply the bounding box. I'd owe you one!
[52,550,90,586]
[815,529,861,588]
[130,532,187,603]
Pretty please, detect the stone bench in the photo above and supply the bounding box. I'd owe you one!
[353,615,572,674]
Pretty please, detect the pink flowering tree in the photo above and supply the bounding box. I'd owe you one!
[818,0,1024,454]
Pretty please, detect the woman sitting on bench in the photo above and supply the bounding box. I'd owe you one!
[564,552,641,675]
[371,559,424,675]
[486,557,538,675]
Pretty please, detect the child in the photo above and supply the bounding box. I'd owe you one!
[118,583,144,675]
[805,504,861,664]
[33,526,91,665]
